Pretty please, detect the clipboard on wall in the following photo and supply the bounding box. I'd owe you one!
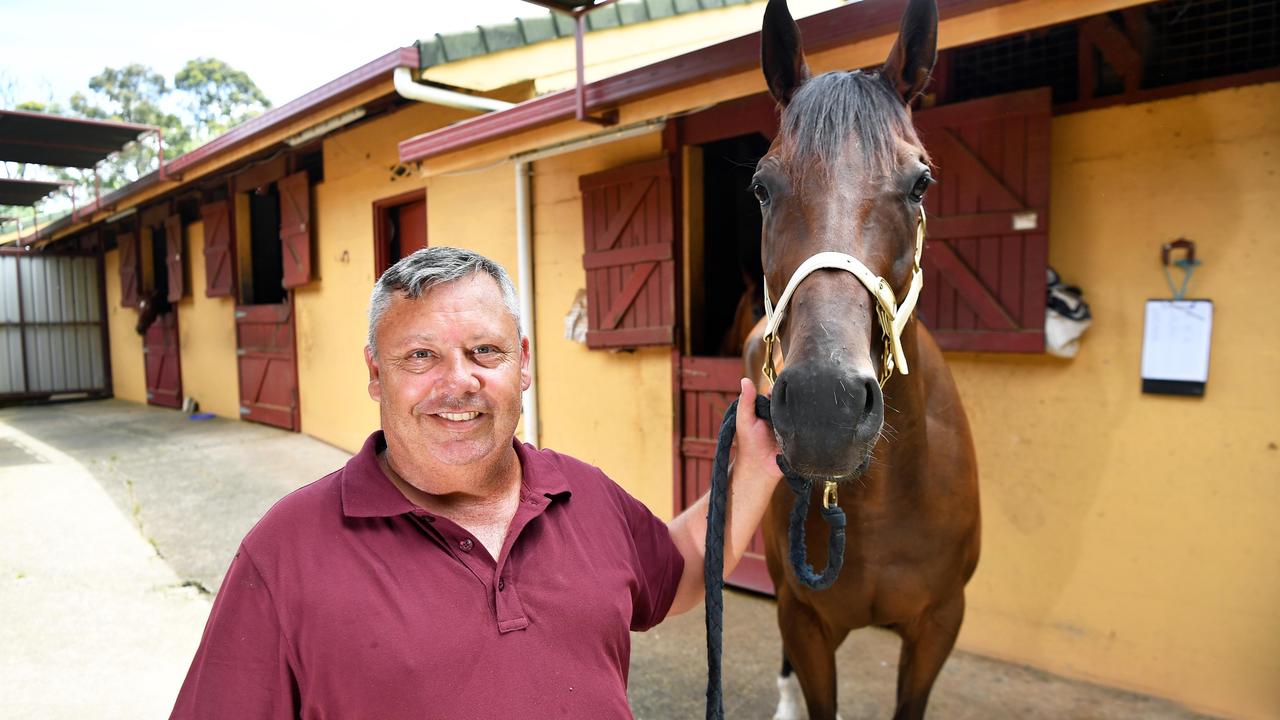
[1140,299,1213,396]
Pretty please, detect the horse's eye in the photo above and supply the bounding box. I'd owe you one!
[751,182,770,206]
[909,172,932,203]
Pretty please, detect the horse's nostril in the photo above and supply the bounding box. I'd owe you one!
[775,379,788,406]
[864,379,876,415]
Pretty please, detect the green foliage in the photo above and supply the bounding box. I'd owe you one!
[175,58,271,140]
[1,59,271,226]
[68,63,193,185]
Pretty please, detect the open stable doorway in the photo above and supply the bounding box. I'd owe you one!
[676,94,777,594]
[232,164,315,432]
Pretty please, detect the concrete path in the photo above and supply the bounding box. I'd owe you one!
[0,399,1215,719]
[0,416,210,720]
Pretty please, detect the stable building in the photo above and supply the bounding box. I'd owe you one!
[6,1,1278,717]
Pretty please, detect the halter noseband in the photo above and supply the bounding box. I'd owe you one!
[761,206,926,389]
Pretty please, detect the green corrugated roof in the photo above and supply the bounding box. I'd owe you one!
[417,0,758,69]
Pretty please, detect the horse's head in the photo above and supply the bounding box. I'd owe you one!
[135,289,169,335]
[755,0,936,480]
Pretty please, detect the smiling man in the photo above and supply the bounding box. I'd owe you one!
[170,247,782,719]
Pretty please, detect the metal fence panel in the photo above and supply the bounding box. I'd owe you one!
[1,253,107,399]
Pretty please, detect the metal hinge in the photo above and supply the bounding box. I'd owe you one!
[240,406,251,415]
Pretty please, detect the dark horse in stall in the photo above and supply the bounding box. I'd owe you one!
[742,1,980,718]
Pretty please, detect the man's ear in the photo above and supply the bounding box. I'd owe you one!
[365,346,382,402]
[519,336,532,392]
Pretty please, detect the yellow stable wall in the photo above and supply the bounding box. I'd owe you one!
[951,82,1280,720]
[296,100,510,452]
[529,133,676,518]
[175,220,240,419]
[102,249,146,404]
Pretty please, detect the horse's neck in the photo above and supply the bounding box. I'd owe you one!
[875,319,931,483]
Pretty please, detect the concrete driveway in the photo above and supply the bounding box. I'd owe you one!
[0,399,1214,719]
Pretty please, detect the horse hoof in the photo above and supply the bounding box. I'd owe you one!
[772,673,805,720]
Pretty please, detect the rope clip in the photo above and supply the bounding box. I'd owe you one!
[822,480,839,509]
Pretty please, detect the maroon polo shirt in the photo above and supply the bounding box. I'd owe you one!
[171,432,683,720]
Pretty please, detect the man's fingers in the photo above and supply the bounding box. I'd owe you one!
[737,377,756,425]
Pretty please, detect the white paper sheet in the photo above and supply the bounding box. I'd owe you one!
[1141,300,1213,383]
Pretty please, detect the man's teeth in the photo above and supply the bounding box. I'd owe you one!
[438,411,480,422]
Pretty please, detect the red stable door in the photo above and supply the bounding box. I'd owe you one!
[144,311,182,408]
[677,356,774,595]
[235,303,300,431]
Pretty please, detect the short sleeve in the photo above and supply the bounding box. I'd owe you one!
[613,485,685,632]
[170,547,299,720]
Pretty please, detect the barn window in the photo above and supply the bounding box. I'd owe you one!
[578,156,678,349]
[914,88,1051,352]
[235,169,313,306]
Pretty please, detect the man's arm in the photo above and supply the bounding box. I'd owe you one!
[666,378,783,616]
[170,547,299,719]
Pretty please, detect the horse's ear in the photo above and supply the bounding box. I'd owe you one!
[881,0,938,104]
[761,0,810,106]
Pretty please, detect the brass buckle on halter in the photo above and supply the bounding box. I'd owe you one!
[822,480,838,509]
[761,333,778,385]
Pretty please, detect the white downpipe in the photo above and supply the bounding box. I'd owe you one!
[515,161,539,447]
[393,67,514,113]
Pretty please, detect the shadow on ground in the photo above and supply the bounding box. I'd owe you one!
[2,399,1217,719]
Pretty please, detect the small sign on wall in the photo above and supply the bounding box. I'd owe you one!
[1140,299,1213,396]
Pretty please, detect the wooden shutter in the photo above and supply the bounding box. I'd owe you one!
[164,213,184,303]
[578,156,677,349]
[914,88,1051,352]
[201,200,235,297]
[279,170,312,289]
[117,232,140,308]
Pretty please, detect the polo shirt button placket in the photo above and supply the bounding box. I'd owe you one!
[497,578,505,591]
[459,538,474,552]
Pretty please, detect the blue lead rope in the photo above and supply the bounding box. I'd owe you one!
[703,395,848,720]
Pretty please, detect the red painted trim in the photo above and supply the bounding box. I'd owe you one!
[398,0,1022,163]
[1057,66,1280,116]
[933,330,1043,352]
[678,93,778,146]
[168,47,416,177]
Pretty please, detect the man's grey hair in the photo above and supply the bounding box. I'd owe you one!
[367,247,521,357]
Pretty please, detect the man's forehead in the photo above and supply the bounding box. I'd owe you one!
[381,277,517,342]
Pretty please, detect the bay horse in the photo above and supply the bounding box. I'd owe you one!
[742,1,980,718]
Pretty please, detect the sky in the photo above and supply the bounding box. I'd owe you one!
[0,0,552,109]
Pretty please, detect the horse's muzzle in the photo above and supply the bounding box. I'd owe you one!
[769,362,883,480]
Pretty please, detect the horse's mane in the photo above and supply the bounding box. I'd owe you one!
[777,70,922,179]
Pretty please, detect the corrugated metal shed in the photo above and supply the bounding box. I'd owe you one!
[417,0,758,69]
[0,254,107,397]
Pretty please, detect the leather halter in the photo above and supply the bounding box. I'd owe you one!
[761,206,926,389]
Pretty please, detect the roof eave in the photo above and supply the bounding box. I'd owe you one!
[397,0,1034,164]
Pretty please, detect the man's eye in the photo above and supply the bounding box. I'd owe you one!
[409,350,433,360]
[474,346,498,356]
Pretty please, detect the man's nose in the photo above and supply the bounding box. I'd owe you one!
[436,353,481,393]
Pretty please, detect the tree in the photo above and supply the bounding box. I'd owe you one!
[1,59,271,231]
[175,58,271,141]
[68,63,192,185]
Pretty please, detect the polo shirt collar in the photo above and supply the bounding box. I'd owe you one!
[341,431,571,519]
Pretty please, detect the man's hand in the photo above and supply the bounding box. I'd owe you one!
[731,377,783,488]
[665,378,784,617]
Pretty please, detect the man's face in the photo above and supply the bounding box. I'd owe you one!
[365,274,529,475]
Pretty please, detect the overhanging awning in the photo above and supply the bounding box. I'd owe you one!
[0,178,68,206]
[0,110,153,168]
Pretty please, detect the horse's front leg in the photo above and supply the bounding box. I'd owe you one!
[774,589,846,720]
[892,592,965,720]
